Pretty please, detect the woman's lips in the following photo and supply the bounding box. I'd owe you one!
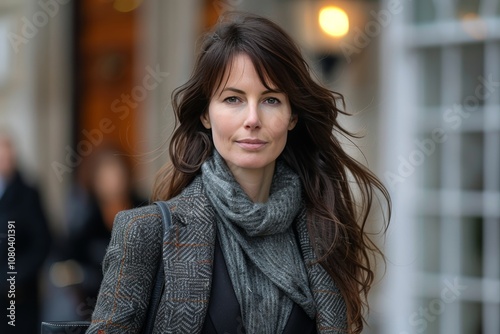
[236,139,267,150]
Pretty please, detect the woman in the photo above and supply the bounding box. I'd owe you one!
[87,12,390,334]
[64,146,146,311]
[0,131,51,334]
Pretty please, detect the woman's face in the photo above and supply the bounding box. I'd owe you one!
[94,156,128,201]
[201,53,297,176]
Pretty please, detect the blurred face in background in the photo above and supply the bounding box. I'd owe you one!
[0,135,16,179]
[93,155,129,202]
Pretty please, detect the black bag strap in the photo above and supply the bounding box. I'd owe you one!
[141,201,172,333]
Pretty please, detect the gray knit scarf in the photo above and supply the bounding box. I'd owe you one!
[201,151,316,334]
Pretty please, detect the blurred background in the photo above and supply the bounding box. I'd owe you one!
[0,0,499,333]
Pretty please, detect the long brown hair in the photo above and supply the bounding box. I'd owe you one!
[152,12,391,333]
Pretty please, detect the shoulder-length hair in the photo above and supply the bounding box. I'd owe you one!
[152,12,391,333]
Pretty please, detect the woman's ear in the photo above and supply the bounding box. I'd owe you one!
[200,112,211,129]
[288,114,298,131]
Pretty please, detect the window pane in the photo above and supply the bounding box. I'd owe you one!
[417,216,441,273]
[461,217,483,278]
[461,44,485,108]
[419,48,442,108]
[419,133,442,189]
[413,0,436,23]
[485,132,500,192]
[461,132,484,190]
[461,302,483,334]
[495,44,500,105]
[456,0,480,19]
[412,298,440,334]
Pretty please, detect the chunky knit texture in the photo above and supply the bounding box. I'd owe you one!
[201,151,316,333]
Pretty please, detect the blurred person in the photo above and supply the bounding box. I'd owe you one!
[87,13,391,334]
[0,130,51,334]
[63,146,146,314]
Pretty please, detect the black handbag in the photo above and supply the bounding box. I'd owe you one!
[41,202,172,334]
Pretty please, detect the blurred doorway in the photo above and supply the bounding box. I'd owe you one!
[72,0,143,169]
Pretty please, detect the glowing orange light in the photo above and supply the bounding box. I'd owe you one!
[113,0,144,13]
[319,6,349,38]
[461,12,487,40]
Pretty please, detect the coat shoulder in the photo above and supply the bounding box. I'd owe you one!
[164,175,215,226]
[114,204,163,233]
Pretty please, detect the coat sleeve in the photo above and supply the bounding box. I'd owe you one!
[86,206,163,334]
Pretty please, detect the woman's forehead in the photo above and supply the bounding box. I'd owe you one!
[212,53,280,94]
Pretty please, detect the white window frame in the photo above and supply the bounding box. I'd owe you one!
[379,0,500,333]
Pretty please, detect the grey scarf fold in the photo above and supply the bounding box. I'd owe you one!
[201,151,316,334]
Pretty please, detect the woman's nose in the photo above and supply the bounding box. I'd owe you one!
[243,103,262,129]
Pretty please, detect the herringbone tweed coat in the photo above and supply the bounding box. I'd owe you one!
[86,176,348,334]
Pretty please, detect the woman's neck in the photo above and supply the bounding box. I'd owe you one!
[229,162,275,203]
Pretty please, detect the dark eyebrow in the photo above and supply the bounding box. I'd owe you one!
[221,87,284,95]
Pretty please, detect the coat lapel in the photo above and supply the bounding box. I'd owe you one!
[160,177,217,334]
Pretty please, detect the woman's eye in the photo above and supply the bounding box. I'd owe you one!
[265,97,281,105]
[224,96,240,104]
